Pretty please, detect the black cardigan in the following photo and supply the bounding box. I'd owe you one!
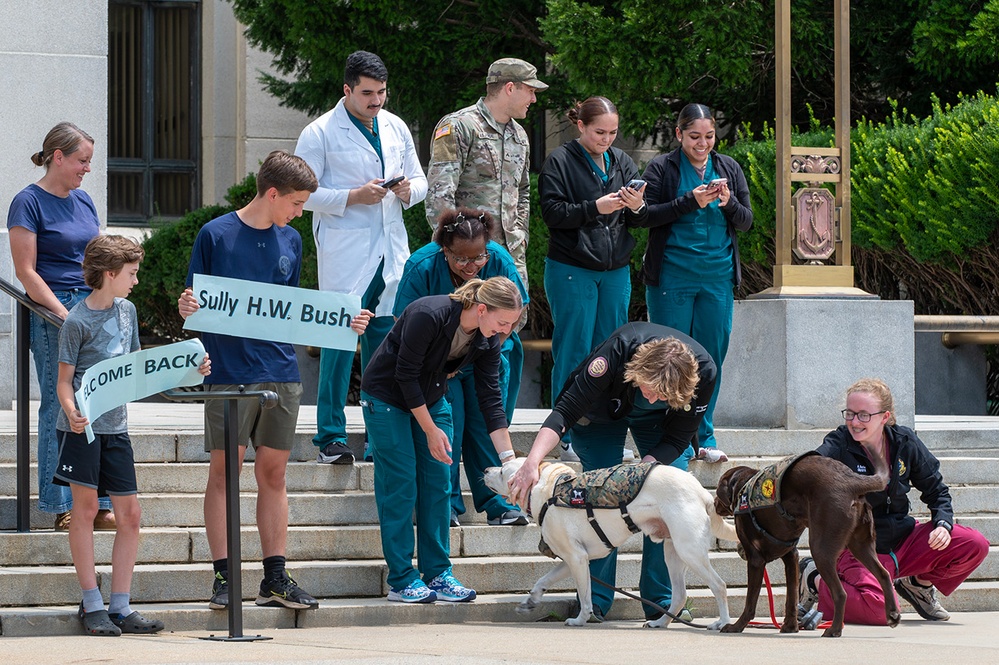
[640,147,753,287]
[361,295,507,433]
[538,140,647,271]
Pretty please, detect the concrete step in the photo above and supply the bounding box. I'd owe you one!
[5,454,999,497]
[1,546,996,609]
[4,480,997,531]
[2,580,998,637]
[3,419,998,464]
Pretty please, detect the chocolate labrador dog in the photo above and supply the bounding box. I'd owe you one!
[714,453,901,637]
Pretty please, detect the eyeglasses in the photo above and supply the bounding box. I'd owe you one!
[841,409,886,423]
[446,249,490,267]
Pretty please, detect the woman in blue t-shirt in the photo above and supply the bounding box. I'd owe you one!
[640,104,754,464]
[6,122,113,530]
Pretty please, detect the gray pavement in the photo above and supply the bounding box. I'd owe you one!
[2,613,998,664]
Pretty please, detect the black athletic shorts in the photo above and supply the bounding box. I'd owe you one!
[53,429,138,496]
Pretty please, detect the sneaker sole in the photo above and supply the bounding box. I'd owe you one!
[432,591,477,603]
[387,591,437,604]
[317,453,355,465]
[488,516,529,526]
[255,594,319,610]
[208,598,227,610]
[894,584,949,621]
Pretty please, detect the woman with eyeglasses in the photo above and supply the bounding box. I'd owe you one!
[797,378,988,626]
[394,208,529,527]
[539,96,647,463]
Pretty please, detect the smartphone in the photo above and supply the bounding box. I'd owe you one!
[381,175,405,188]
[626,179,647,190]
[707,178,727,189]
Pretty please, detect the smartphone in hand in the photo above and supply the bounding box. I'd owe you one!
[706,177,727,189]
[626,179,647,190]
[381,175,405,188]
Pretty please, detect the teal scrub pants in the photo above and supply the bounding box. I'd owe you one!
[645,275,733,450]
[544,258,630,405]
[361,392,453,590]
[446,337,520,519]
[571,417,695,618]
[314,268,392,448]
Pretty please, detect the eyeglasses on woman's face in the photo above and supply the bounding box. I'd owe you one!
[446,248,490,267]
[841,409,886,423]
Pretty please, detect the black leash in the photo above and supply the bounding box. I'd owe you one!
[589,576,712,629]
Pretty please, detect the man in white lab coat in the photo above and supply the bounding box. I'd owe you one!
[295,50,427,465]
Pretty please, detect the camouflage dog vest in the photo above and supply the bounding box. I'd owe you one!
[537,462,658,556]
[734,452,818,547]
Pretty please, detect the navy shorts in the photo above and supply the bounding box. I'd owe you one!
[53,430,138,496]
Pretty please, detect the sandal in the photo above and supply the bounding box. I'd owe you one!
[110,611,165,634]
[93,509,117,531]
[78,603,122,637]
[54,511,72,531]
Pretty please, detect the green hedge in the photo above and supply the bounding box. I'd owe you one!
[135,90,999,345]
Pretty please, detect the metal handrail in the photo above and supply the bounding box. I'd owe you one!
[914,315,999,349]
[2,277,276,640]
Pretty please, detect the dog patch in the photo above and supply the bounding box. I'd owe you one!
[569,488,588,507]
[735,452,819,514]
[587,356,608,377]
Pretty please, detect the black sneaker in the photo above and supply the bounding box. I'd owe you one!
[209,571,228,610]
[796,556,819,620]
[256,574,319,610]
[317,441,354,465]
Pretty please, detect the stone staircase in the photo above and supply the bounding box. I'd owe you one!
[0,408,996,636]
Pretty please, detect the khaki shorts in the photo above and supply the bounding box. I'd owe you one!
[204,382,302,452]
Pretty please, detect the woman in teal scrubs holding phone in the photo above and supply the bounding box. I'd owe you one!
[640,103,753,463]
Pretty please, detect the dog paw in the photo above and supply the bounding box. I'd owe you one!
[780,621,799,633]
[516,599,537,614]
[706,619,728,631]
[643,618,668,629]
[887,610,901,628]
[720,623,744,634]
[565,616,588,627]
[821,626,843,638]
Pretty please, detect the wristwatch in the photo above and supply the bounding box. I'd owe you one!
[935,520,953,533]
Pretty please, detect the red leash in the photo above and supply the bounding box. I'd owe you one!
[746,568,832,630]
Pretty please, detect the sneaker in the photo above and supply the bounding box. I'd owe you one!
[895,576,950,621]
[256,574,320,610]
[449,509,461,528]
[560,441,580,463]
[387,579,437,604]
[209,571,228,610]
[317,441,354,465]
[487,509,529,526]
[797,556,819,618]
[426,571,476,602]
[696,447,729,463]
[622,448,637,464]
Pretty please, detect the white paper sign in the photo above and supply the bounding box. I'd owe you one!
[76,338,207,443]
[183,274,361,352]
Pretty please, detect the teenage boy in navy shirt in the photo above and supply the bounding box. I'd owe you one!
[178,150,371,610]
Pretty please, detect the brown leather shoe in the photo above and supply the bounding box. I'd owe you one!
[54,511,72,531]
[93,509,117,531]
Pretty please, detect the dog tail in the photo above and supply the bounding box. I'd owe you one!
[856,446,891,495]
[707,496,739,542]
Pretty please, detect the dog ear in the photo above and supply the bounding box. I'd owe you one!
[714,469,741,517]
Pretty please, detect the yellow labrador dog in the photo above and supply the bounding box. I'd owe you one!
[484,458,736,628]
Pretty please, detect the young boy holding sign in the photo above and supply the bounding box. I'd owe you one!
[55,235,211,636]
[178,150,370,611]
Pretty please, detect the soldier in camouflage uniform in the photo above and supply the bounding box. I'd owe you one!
[425,58,547,289]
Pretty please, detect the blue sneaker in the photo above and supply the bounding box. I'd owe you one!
[387,579,437,604]
[426,571,476,603]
